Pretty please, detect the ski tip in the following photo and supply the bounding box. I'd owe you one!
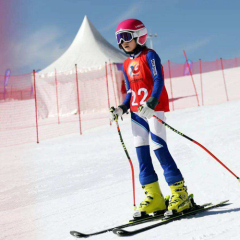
[238,178,240,183]
[70,231,88,238]
[113,228,130,237]
[219,200,229,204]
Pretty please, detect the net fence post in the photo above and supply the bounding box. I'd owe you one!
[199,59,204,106]
[33,70,39,143]
[105,62,111,126]
[168,60,174,111]
[109,60,117,106]
[55,68,60,124]
[183,50,200,107]
[220,58,229,101]
[75,64,82,135]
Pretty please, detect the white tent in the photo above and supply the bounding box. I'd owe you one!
[36,16,127,120]
[41,16,126,74]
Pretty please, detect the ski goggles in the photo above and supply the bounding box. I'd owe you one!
[116,32,135,44]
[116,28,147,44]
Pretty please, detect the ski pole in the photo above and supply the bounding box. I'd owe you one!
[110,108,136,210]
[153,115,240,183]
[115,119,136,210]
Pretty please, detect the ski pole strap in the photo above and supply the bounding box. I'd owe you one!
[153,115,240,183]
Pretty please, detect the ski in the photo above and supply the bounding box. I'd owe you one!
[113,200,229,237]
[70,212,166,238]
[70,201,212,238]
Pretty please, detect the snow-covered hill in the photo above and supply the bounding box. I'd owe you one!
[1,99,240,240]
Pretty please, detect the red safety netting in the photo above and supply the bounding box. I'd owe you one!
[0,56,240,148]
[0,73,36,147]
[34,63,118,141]
[162,56,240,78]
[163,56,240,111]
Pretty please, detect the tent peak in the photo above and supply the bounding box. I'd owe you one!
[40,16,126,74]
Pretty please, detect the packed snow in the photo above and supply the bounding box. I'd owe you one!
[1,99,240,240]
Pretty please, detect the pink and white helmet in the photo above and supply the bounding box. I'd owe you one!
[115,19,147,46]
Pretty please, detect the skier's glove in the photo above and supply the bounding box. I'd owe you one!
[138,97,159,119]
[138,104,154,119]
[109,106,123,122]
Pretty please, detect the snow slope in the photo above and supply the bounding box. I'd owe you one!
[1,100,240,240]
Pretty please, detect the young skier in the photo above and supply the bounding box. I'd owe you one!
[110,19,192,216]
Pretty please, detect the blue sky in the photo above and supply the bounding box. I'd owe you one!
[12,0,240,74]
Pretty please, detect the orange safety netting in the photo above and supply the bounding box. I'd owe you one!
[0,57,240,148]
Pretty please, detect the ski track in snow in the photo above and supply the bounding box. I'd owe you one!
[1,100,240,240]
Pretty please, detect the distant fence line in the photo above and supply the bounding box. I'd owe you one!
[0,56,240,148]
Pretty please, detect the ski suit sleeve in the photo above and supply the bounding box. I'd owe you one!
[146,51,164,109]
[119,67,131,114]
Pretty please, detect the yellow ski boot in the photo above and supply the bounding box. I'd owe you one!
[134,181,166,218]
[165,180,192,216]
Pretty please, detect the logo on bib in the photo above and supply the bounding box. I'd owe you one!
[129,62,140,76]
